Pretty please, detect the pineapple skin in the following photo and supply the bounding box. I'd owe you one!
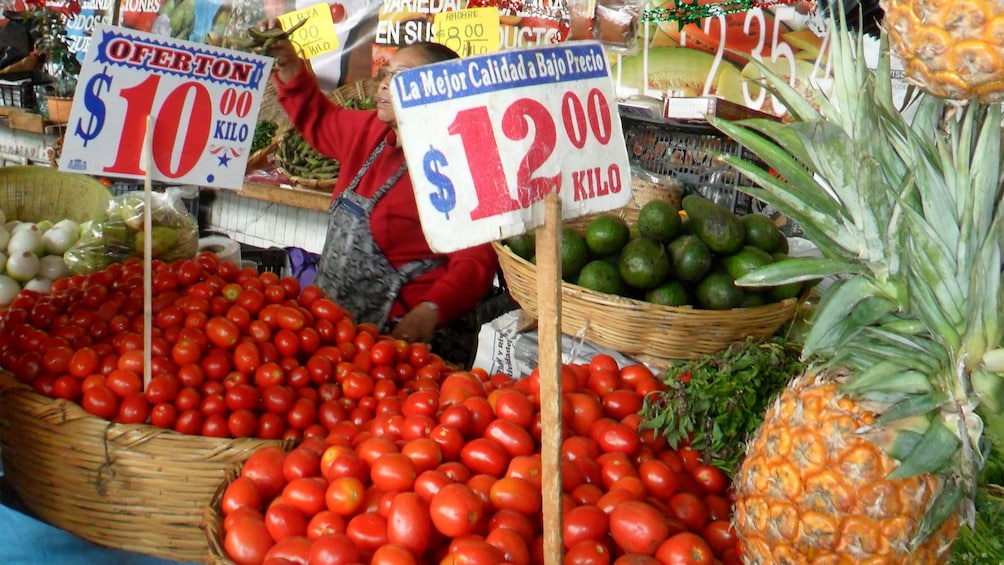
[883,0,1004,103]
[735,368,961,564]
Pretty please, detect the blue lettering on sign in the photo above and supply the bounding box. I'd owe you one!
[394,42,610,108]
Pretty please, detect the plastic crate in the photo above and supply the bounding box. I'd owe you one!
[0,71,47,110]
[240,244,287,275]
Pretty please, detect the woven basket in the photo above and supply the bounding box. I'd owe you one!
[494,239,800,364]
[203,462,244,565]
[0,372,285,562]
[0,166,112,222]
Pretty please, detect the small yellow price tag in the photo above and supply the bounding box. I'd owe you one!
[433,7,501,57]
[278,3,339,59]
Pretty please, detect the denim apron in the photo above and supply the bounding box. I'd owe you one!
[314,139,441,331]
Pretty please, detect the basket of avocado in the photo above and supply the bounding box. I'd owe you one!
[494,192,806,364]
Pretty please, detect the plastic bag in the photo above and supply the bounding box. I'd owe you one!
[64,187,199,274]
[593,0,645,55]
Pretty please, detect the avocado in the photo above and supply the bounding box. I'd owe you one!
[682,194,746,255]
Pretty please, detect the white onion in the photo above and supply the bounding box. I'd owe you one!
[38,254,70,281]
[6,250,40,282]
[22,277,52,294]
[10,221,34,234]
[35,219,53,233]
[7,225,44,256]
[41,226,79,255]
[52,218,81,234]
[0,274,19,306]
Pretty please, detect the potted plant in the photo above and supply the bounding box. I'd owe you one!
[21,0,81,121]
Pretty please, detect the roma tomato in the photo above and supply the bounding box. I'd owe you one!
[608,500,670,555]
[241,446,287,500]
[654,532,714,565]
[386,491,432,556]
[563,504,609,548]
[429,483,484,538]
[264,502,309,542]
[224,514,274,565]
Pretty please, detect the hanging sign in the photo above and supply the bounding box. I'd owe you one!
[393,41,632,253]
[278,3,340,58]
[58,24,273,190]
[432,7,502,56]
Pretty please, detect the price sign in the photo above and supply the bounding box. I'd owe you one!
[393,41,632,253]
[433,7,501,56]
[278,3,339,59]
[58,24,273,190]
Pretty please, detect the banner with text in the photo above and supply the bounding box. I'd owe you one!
[58,24,273,189]
[393,41,632,253]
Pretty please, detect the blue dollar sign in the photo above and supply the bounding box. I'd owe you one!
[75,66,113,148]
[423,145,456,220]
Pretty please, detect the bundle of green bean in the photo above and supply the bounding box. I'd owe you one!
[251,121,278,154]
[228,19,307,52]
[277,129,339,181]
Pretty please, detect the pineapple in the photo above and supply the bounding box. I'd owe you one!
[883,0,1004,103]
[708,18,1004,564]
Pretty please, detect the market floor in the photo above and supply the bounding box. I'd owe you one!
[0,477,195,565]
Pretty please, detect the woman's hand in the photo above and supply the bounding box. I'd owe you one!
[255,18,304,84]
[391,302,440,344]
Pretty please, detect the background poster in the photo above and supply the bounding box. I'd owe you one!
[116,0,381,90]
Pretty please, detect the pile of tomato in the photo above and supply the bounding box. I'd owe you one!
[0,252,740,565]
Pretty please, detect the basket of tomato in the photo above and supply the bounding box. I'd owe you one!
[202,353,744,565]
[0,252,411,561]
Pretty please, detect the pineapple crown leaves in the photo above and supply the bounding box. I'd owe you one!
[708,13,1004,544]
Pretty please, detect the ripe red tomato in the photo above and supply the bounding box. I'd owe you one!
[308,532,360,565]
[483,418,536,457]
[324,476,366,516]
[486,526,531,565]
[386,491,432,556]
[460,437,510,477]
[429,483,484,538]
[565,539,613,565]
[283,477,328,517]
[283,446,322,481]
[116,391,150,424]
[690,464,728,496]
[224,514,274,565]
[205,317,241,349]
[608,500,671,555]
[81,384,119,420]
[307,510,346,539]
[263,535,311,563]
[345,511,389,554]
[668,491,710,533]
[563,504,609,548]
[222,476,263,515]
[241,446,287,500]
[370,543,418,565]
[702,520,737,557]
[654,532,714,565]
[265,502,309,542]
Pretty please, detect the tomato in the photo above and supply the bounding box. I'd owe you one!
[487,508,538,543]
[241,446,288,500]
[174,408,204,435]
[116,391,150,424]
[488,475,541,515]
[343,516,387,559]
[386,491,433,556]
[255,362,286,388]
[429,483,484,538]
[638,459,680,499]
[370,452,417,492]
[265,502,309,542]
[445,536,504,564]
[224,513,274,565]
[563,504,609,548]
[668,491,710,533]
[701,520,737,557]
[263,535,311,564]
[593,420,641,456]
[608,500,670,555]
[206,317,241,349]
[201,347,233,380]
[307,532,361,565]
[505,455,543,489]
[279,448,318,484]
[565,539,612,565]
[690,464,728,496]
[68,347,100,378]
[370,543,418,565]
[51,375,82,402]
[325,476,366,516]
[81,385,119,420]
[413,469,452,503]
[232,341,261,374]
[460,437,510,477]
[283,477,328,517]
[400,437,443,474]
[328,2,346,23]
[486,526,531,565]
[602,389,643,421]
[483,418,536,458]
[307,510,346,539]
[703,494,732,522]
[150,402,178,429]
[222,476,263,515]
[655,532,714,565]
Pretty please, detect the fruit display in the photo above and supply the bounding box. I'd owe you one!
[63,190,198,275]
[504,194,801,310]
[0,207,82,306]
[207,355,742,565]
[708,21,1004,563]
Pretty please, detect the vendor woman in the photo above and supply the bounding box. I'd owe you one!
[264,24,499,363]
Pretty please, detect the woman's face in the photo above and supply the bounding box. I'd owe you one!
[374,47,431,130]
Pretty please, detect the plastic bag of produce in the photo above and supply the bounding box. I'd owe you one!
[64,187,199,274]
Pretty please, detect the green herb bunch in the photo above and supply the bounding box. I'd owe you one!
[639,336,805,477]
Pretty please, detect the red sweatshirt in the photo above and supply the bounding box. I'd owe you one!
[274,70,499,326]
